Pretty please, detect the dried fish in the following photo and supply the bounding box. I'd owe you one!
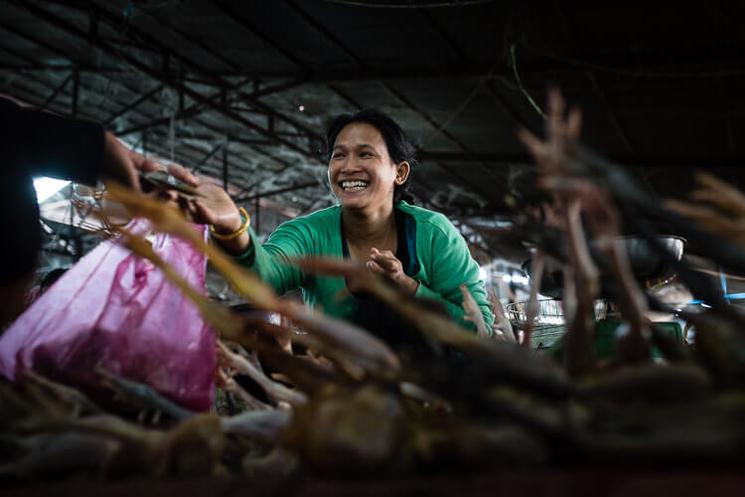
[96,368,194,422]
[284,384,408,474]
[221,410,291,444]
[155,414,225,477]
[21,371,103,417]
[0,432,119,480]
[576,364,712,403]
[414,422,549,469]
[488,290,517,343]
[459,284,491,338]
[217,341,307,407]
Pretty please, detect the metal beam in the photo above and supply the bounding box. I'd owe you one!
[68,1,325,157]
[281,0,499,199]
[0,63,126,73]
[217,0,493,199]
[417,8,471,64]
[151,131,273,147]
[2,46,243,174]
[549,1,635,156]
[114,77,261,136]
[142,110,293,170]
[14,1,322,163]
[222,139,229,190]
[4,61,270,189]
[420,151,527,163]
[116,91,222,136]
[139,139,257,193]
[253,198,260,234]
[138,128,268,177]
[234,181,320,203]
[195,142,224,171]
[587,71,635,154]
[5,56,744,83]
[137,8,243,74]
[0,19,155,124]
[243,77,309,99]
[481,79,541,135]
[0,17,74,64]
[104,83,164,126]
[41,72,74,110]
[420,150,745,168]
[71,68,79,118]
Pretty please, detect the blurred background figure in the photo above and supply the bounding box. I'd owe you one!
[0,96,172,329]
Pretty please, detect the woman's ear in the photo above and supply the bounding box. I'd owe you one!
[395,161,411,185]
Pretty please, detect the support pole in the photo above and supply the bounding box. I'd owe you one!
[253,197,261,237]
[71,68,79,118]
[222,138,229,191]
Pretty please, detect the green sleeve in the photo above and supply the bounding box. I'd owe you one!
[415,217,494,332]
[238,219,313,295]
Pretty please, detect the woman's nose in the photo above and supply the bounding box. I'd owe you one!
[339,157,362,172]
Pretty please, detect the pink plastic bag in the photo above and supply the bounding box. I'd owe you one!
[0,219,216,411]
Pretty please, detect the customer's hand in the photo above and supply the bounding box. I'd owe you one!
[367,247,419,295]
[101,131,163,190]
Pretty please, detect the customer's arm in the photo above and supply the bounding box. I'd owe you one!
[1,96,161,188]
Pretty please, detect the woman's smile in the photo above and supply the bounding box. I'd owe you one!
[339,179,370,192]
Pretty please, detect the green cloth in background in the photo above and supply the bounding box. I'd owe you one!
[546,318,684,360]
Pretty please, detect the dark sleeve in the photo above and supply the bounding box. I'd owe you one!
[0,97,107,283]
[1,97,105,185]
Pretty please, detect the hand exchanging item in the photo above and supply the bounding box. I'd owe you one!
[101,131,165,191]
[366,247,419,295]
[165,164,251,255]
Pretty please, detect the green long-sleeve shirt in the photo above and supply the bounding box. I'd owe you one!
[240,201,494,331]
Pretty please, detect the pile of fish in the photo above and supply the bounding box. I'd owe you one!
[4,91,745,487]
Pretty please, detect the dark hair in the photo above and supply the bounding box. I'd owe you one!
[324,109,417,202]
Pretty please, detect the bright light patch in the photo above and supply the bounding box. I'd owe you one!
[478,267,488,282]
[33,177,69,203]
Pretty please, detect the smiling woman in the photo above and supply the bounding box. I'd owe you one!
[177,110,493,332]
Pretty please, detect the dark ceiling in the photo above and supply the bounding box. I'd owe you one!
[2,0,744,257]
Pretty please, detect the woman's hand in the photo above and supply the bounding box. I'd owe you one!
[366,247,419,295]
[167,165,251,255]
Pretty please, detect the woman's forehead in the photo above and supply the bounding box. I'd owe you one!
[334,122,385,149]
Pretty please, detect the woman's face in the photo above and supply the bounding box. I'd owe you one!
[328,122,407,212]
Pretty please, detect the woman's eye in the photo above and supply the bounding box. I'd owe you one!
[332,153,345,159]
[359,152,372,158]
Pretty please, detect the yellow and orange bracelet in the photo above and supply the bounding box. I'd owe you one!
[209,207,250,241]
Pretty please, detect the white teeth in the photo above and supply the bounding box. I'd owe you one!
[341,180,369,191]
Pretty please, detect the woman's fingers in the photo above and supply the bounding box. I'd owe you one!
[369,248,400,272]
[366,260,386,274]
